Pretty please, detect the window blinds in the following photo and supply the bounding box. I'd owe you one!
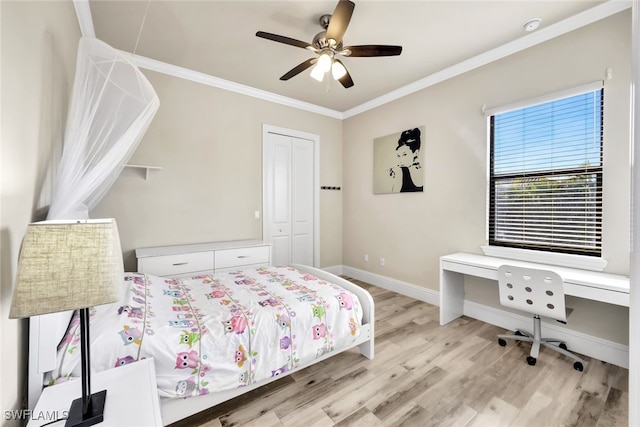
[489,88,603,256]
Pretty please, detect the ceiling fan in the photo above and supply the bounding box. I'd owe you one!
[256,0,402,88]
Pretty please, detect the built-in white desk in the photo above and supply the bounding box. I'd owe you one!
[440,253,630,326]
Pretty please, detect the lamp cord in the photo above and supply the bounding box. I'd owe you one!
[38,417,67,426]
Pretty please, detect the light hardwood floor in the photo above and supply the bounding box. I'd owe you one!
[169,279,629,427]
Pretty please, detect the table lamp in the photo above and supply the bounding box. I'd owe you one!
[9,219,123,427]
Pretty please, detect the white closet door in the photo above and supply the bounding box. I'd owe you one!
[291,138,314,265]
[269,133,293,267]
[264,130,315,267]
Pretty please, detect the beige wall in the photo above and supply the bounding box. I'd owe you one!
[0,2,633,417]
[0,1,342,417]
[343,11,631,344]
[91,70,344,272]
[0,0,79,422]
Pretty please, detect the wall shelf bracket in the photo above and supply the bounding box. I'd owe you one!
[123,164,162,180]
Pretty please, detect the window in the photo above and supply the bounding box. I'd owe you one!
[489,86,603,256]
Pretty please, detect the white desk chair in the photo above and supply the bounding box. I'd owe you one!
[496,265,585,371]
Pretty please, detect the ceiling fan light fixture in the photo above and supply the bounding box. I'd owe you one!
[256,0,402,89]
[310,51,333,81]
[316,52,333,73]
[331,60,347,79]
[310,64,326,81]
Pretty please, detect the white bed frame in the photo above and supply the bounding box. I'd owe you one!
[27,264,375,426]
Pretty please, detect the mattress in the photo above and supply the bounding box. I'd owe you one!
[53,266,363,398]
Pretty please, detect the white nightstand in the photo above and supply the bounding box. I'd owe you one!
[28,358,162,427]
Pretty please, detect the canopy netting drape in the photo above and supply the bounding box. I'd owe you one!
[47,36,160,220]
[29,37,159,391]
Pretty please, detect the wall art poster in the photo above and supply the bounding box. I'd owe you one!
[373,126,425,194]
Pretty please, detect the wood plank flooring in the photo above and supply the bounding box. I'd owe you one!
[168,279,629,427]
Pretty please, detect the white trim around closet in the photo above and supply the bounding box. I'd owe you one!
[262,124,321,268]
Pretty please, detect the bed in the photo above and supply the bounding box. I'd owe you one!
[28,264,374,425]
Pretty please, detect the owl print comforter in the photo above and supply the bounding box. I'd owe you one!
[53,266,363,399]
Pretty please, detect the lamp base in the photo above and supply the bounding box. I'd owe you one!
[65,390,107,427]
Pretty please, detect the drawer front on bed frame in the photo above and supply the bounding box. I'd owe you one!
[214,245,271,270]
[138,251,214,277]
[136,240,271,277]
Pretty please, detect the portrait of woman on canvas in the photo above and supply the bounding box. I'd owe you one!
[389,128,423,192]
[373,126,424,194]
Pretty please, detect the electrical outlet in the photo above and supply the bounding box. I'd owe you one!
[364,254,369,263]
[380,257,385,266]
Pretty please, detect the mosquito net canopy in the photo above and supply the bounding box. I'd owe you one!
[29,37,159,390]
[47,36,160,220]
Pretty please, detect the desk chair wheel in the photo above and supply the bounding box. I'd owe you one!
[559,342,568,350]
[498,338,507,347]
[574,361,584,372]
[514,330,525,337]
[527,356,537,366]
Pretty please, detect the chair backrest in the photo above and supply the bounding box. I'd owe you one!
[497,265,567,322]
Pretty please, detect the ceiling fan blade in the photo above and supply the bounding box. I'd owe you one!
[256,31,310,49]
[280,58,316,81]
[344,45,403,57]
[325,0,355,46]
[334,59,354,88]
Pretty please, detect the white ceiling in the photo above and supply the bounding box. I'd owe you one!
[82,0,627,117]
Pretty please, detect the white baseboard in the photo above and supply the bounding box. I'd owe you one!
[334,265,628,369]
[323,265,343,276]
[341,266,440,306]
[464,300,629,369]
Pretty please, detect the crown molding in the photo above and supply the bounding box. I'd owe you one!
[71,0,343,118]
[73,0,630,121]
[125,53,344,119]
[342,0,631,118]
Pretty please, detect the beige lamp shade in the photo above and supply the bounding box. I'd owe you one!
[9,219,124,318]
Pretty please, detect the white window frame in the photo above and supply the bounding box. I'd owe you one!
[483,81,607,272]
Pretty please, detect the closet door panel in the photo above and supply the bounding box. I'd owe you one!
[291,138,314,266]
[263,127,316,267]
[268,135,292,266]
